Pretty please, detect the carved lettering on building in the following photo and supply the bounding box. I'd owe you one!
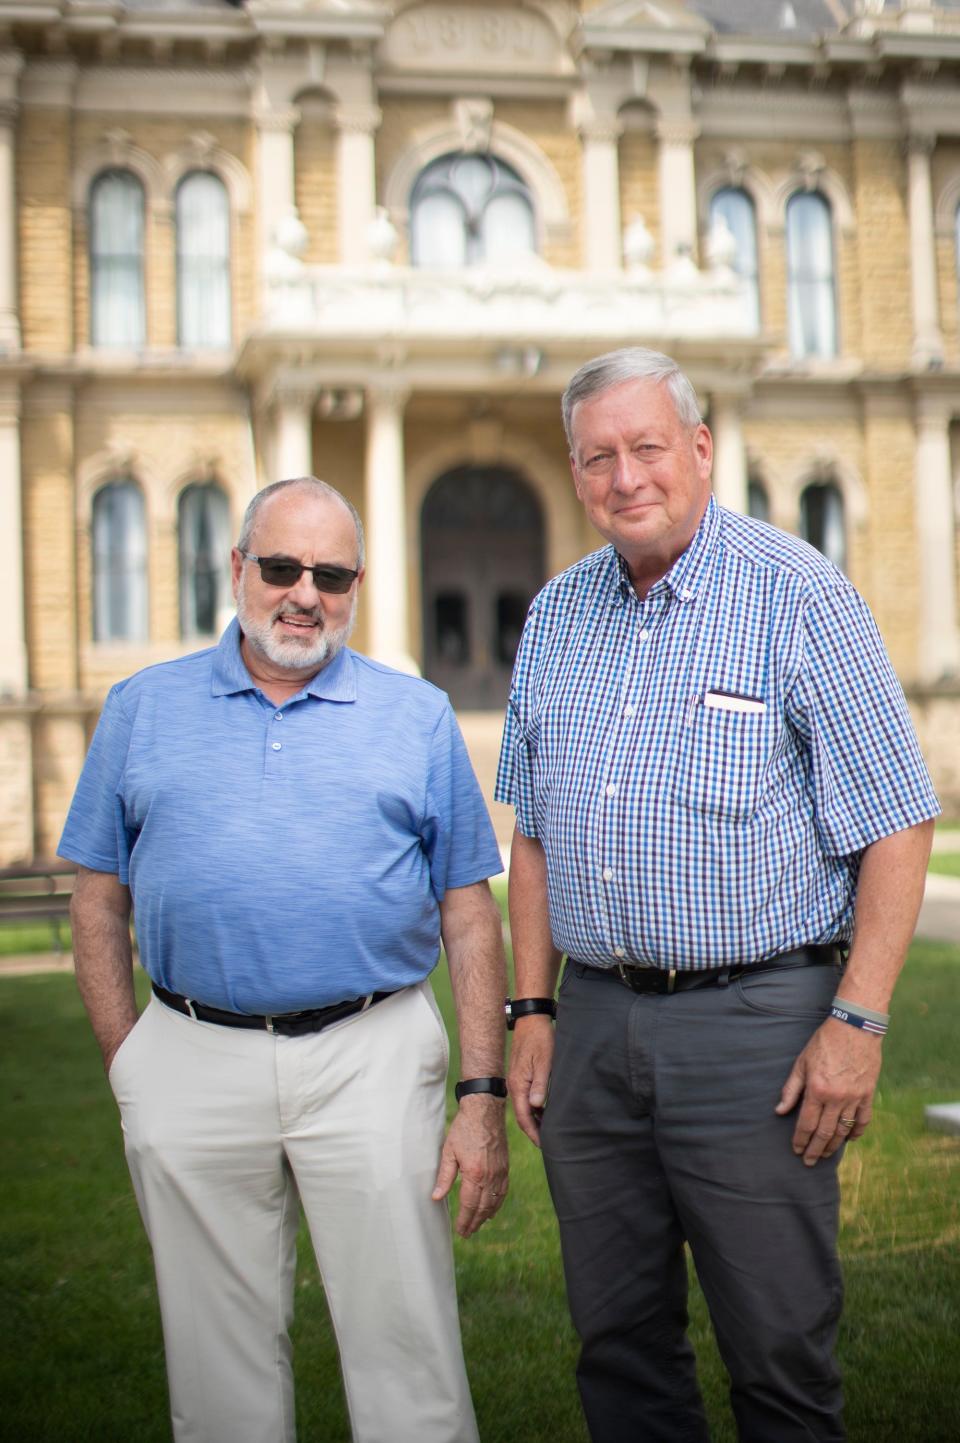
[383,4,561,73]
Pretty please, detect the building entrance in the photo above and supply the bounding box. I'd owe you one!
[421,465,545,711]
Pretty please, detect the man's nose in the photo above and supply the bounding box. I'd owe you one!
[286,568,324,605]
[610,453,642,492]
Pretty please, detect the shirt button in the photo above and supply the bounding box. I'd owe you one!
[602,867,613,882]
[605,782,617,798]
[623,703,635,718]
[271,741,282,752]
[274,712,283,721]
[638,629,650,642]
[681,588,692,601]
[614,946,626,958]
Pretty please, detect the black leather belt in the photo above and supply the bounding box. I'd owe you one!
[576,944,843,997]
[152,982,395,1036]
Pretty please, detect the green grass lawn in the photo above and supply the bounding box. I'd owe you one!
[2,940,959,1442]
[928,853,960,879]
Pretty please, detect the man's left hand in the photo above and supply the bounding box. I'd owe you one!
[432,1095,509,1238]
[775,1017,883,1166]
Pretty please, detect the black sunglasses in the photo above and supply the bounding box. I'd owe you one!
[241,552,359,595]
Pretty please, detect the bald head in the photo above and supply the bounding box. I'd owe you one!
[238,477,364,569]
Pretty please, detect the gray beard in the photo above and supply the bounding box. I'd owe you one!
[236,579,357,674]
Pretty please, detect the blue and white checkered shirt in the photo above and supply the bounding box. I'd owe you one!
[494,497,940,969]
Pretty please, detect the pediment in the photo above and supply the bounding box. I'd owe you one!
[582,1,714,39]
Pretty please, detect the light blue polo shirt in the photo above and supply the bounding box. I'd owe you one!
[59,620,503,1013]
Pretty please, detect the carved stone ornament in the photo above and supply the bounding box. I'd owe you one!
[382,3,566,77]
[367,206,399,264]
[705,215,737,273]
[623,213,655,272]
[723,147,748,187]
[453,96,494,154]
[796,150,826,190]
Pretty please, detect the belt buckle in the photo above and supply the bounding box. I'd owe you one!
[666,968,677,994]
[264,1015,277,1034]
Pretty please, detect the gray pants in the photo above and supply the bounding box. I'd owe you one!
[540,959,846,1443]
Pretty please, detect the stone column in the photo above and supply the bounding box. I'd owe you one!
[0,379,26,692]
[709,394,748,514]
[914,397,960,681]
[364,384,417,674]
[579,115,623,271]
[254,103,305,288]
[272,384,315,481]
[0,54,23,350]
[655,117,700,265]
[905,134,944,369]
[335,104,381,264]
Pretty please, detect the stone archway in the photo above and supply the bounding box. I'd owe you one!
[421,464,545,710]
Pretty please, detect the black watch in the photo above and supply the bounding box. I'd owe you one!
[455,1077,508,1102]
[504,997,557,1031]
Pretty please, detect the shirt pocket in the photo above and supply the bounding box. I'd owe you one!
[670,701,772,822]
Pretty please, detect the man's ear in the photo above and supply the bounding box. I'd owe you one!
[230,547,244,600]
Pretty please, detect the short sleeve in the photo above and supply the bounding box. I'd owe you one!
[787,584,940,856]
[58,685,137,881]
[421,701,503,899]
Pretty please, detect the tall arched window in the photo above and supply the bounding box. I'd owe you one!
[786,191,837,359]
[90,170,146,348]
[410,153,536,268]
[710,187,760,332]
[92,480,148,642]
[176,172,231,348]
[800,481,845,570]
[179,482,232,638]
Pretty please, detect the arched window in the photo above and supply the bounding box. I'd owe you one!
[747,478,770,524]
[89,170,146,348]
[92,480,148,642]
[176,172,231,348]
[178,482,232,639]
[710,187,760,331]
[786,191,837,359]
[800,481,845,570]
[410,153,536,268]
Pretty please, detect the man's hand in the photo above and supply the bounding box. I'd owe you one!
[508,1015,555,1147]
[775,1017,883,1165]
[432,1095,509,1238]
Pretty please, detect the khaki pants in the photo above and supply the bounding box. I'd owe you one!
[108,982,479,1443]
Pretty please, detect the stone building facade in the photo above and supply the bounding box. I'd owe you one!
[1,0,959,860]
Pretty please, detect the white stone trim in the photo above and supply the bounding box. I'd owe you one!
[405,431,564,572]
[382,114,572,248]
[76,446,158,518]
[782,450,869,533]
[698,158,778,234]
[72,131,165,213]
[163,135,253,215]
[934,166,960,238]
[772,157,856,236]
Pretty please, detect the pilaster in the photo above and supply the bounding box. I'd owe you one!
[913,395,960,681]
[905,132,944,368]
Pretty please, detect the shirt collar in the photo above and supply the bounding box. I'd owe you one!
[610,494,720,607]
[210,617,358,703]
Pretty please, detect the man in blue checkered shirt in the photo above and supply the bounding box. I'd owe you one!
[495,347,939,1443]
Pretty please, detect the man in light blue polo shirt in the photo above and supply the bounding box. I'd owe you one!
[60,476,508,1443]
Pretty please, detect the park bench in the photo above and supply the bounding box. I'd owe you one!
[0,860,77,953]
